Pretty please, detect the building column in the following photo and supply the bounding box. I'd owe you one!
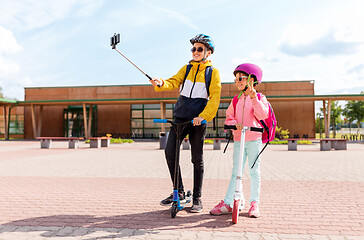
[37,105,43,137]
[160,102,166,132]
[3,106,9,140]
[30,104,38,139]
[323,100,326,138]
[30,104,43,139]
[323,100,332,138]
[83,103,89,139]
[326,100,331,138]
[88,104,93,138]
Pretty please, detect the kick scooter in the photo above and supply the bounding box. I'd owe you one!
[224,124,263,224]
[154,118,206,218]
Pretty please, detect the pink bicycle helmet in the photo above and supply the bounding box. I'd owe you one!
[233,63,262,84]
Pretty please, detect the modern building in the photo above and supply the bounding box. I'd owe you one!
[15,80,317,139]
[2,80,363,140]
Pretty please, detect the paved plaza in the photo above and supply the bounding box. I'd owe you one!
[0,140,363,239]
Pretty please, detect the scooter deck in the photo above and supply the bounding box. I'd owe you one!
[177,194,192,210]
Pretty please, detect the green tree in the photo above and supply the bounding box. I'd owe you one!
[315,112,324,138]
[343,91,364,135]
[0,87,18,101]
[275,126,289,140]
[320,101,343,138]
[0,87,4,99]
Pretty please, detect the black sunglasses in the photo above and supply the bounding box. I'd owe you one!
[191,47,204,53]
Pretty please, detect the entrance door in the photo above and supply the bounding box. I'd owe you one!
[63,106,97,137]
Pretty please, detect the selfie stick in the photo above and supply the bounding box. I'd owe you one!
[110,33,152,80]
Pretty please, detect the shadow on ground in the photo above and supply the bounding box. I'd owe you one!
[1,209,251,238]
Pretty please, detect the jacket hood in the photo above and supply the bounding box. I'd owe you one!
[189,60,213,70]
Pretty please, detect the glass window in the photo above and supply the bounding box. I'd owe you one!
[131,119,143,128]
[166,110,173,118]
[144,104,160,109]
[132,110,143,118]
[130,103,232,139]
[166,104,174,109]
[218,118,226,127]
[144,109,160,119]
[131,104,143,110]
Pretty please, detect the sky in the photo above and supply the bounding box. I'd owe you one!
[0,0,364,102]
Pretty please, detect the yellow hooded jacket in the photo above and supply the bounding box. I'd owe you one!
[155,60,221,122]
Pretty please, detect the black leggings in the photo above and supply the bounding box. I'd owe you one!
[164,123,206,199]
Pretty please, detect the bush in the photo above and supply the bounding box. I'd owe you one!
[204,139,214,144]
[270,140,312,145]
[270,140,287,145]
[110,138,134,144]
[275,126,289,140]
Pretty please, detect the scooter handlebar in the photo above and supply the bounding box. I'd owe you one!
[153,119,207,124]
[153,119,168,123]
[224,125,264,133]
[224,125,237,130]
[250,127,264,133]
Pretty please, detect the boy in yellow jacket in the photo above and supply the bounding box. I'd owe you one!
[150,34,221,212]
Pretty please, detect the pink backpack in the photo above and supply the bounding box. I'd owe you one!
[232,93,277,168]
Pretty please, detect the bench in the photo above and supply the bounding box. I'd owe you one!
[209,138,226,150]
[36,137,84,149]
[182,138,190,150]
[182,138,225,150]
[88,137,112,148]
[320,139,347,151]
[286,138,315,151]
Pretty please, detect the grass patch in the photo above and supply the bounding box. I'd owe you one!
[85,138,134,144]
[270,140,312,145]
[204,139,214,144]
[110,138,134,144]
[270,140,288,145]
[315,133,343,139]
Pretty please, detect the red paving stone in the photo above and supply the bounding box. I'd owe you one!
[0,176,363,236]
[0,140,363,239]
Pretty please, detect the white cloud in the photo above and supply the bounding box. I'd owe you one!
[144,2,198,30]
[0,26,23,93]
[0,56,20,77]
[279,25,361,57]
[0,0,104,30]
[107,0,198,31]
[278,8,364,57]
[0,26,22,54]
[75,0,104,18]
[274,5,364,95]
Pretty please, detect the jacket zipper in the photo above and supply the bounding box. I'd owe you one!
[189,64,200,98]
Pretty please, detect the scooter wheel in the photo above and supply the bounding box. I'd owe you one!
[171,203,177,218]
[232,199,239,224]
[186,190,192,197]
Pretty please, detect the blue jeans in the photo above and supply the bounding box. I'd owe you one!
[224,139,262,207]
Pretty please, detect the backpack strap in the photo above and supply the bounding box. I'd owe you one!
[223,129,233,153]
[204,66,213,96]
[223,94,240,153]
[180,64,193,93]
[251,93,270,169]
[232,94,239,116]
[203,66,216,129]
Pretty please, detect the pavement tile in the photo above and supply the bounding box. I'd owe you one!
[0,140,363,239]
